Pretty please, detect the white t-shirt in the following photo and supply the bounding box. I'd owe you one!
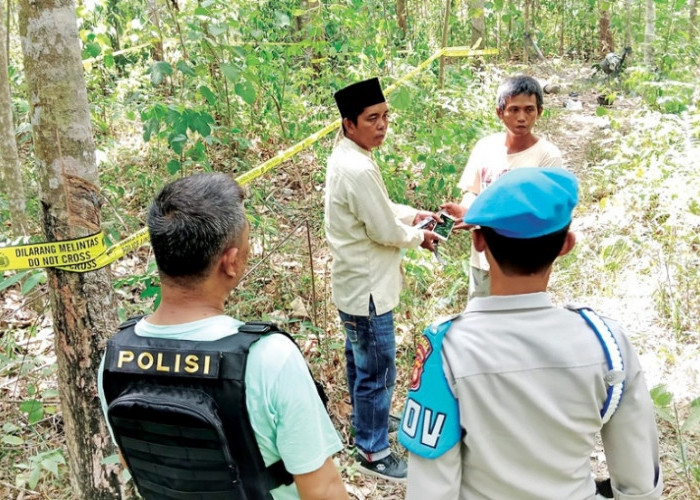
[98,315,342,500]
[458,133,564,270]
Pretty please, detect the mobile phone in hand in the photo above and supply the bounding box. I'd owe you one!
[434,213,456,241]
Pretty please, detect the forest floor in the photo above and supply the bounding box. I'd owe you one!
[1,62,698,499]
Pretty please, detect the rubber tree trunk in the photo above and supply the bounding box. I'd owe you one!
[469,0,485,48]
[624,0,632,47]
[396,0,407,38]
[438,0,451,88]
[690,0,697,41]
[523,0,530,63]
[0,0,29,237]
[17,0,123,498]
[598,1,614,54]
[644,0,655,66]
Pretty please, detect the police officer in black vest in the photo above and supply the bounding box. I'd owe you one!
[98,173,347,500]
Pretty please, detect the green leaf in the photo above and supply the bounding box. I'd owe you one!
[141,285,161,299]
[166,159,182,175]
[3,423,20,433]
[41,389,59,399]
[275,11,291,27]
[0,270,30,292]
[649,384,673,408]
[21,271,45,295]
[150,61,173,86]
[85,41,101,58]
[20,399,44,424]
[168,133,188,154]
[41,456,60,476]
[1,435,24,445]
[221,63,241,82]
[391,86,411,110]
[681,397,700,432]
[101,454,121,465]
[199,85,217,105]
[28,465,42,489]
[176,61,196,77]
[595,106,609,116]
[235,80,256,105]
[104,54,115,68]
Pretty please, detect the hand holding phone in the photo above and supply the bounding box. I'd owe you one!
[433,213,456,241]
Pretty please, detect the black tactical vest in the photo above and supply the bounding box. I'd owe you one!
[102,318,306,500]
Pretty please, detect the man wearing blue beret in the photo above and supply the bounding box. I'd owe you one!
[400,168,663,499]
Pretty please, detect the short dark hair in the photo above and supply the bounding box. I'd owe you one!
[496,75,544,111]
[480,225,570,275]
[147,173,246,283]
[341,111,361,134]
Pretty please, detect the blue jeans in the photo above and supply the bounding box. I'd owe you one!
[339,298,396,455]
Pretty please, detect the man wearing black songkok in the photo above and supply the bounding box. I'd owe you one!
[324,77,440,482]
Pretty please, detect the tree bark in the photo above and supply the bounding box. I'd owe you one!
[644,0,655,66]
[396,0,407,38]
[17,0,122,498]
[0,0,29,237]
[438,0,451,88]
[469,0,485,48]
[148,0,164,61]
[599,1,614,54]
[523,0,530,63]
[624,0,632,47]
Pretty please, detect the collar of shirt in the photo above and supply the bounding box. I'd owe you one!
[464,292,553,313]
[340,137,373,158]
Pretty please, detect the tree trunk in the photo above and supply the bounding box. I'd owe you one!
[690,0,697,40]
[469,0,485,48]
[558,0,565,55]
[396,0,407,38]
[438,0,451,88]
[17,0,122,498]
[644,0,655,66]
[147,0,164,61]
[624,0,632,47]
[599,1,614,54]
[523,0,530,63]
[0,0,29,237]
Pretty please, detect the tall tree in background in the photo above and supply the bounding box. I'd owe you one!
[0,0,28,237]
[624,0,632,47]
[598,1,614,53]
[469,0,486,48]
[644,0,655,66]
[17,0,122,497]
[396,0,407,38]
[523,0,530,63]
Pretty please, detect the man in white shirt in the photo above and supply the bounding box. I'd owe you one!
[324,77,440,482]
[442,75,564,298]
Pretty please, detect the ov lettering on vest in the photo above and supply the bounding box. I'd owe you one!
[401,398,446,449]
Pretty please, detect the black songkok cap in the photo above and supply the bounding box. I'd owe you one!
[333,77,386,119]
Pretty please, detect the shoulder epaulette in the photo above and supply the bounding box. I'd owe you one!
[566,305,625,424]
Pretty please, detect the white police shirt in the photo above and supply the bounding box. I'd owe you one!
[406,293,662,500]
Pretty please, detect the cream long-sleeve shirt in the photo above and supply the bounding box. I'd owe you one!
[324,137,423,316]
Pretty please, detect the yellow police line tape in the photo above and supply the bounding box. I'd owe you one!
[1,46,497,274]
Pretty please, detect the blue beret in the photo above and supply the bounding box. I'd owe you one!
[464,167,578,239]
